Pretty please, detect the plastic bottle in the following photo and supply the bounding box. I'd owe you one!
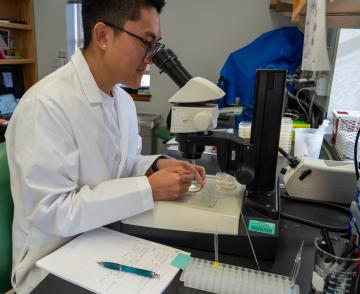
[316,119,330,135]
[233,96,241,132]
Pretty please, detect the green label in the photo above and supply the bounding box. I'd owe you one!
[248,220,276,235]
[171,253,191,270]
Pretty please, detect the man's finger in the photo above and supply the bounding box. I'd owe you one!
[179,164,204,184]
[179,185,191,195]
[181,182,191,190]
[192,168,204,187]
[178,173,194,183]
[170,162,205,187]
[169,166,192,175]
[195,165,206,180]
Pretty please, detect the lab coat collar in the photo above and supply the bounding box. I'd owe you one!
[71,49,103,104]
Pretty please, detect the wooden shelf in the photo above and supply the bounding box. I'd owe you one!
[0,0,37,92]
[131,94,152,102]
[269,0,293,13]
[292,0,360,28]
[0,22,32,30]
[292,0,307,22]
[0,58,35,65]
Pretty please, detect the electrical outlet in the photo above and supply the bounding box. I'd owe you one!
[58,50,67,59]
[315,75,329,96]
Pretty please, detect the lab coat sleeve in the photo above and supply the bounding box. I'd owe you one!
[7,96,154,237]
[129,133,172,177]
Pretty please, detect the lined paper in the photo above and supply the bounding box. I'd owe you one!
[36,227,189,294]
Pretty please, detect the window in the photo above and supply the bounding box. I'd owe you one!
[327,29,360,119]
[66,1,83,59]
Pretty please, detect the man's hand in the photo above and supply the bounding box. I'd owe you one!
[148,166,193,200]
[148,159,206,201]
[156,159,205,187]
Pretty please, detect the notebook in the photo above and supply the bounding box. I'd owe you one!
[36,227,189,294]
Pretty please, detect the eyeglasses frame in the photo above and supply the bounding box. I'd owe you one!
[100,21,165,59]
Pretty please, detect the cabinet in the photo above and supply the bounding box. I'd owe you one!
[293,0,360,28]
[270,0,360,28]
[269,0,293,14]
[0,0,37,91]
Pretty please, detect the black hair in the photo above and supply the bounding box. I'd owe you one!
[82,0,166,49]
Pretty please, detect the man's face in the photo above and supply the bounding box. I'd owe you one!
[104,7,161,89]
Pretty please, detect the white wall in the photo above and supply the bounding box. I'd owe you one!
[33,0,290,123]
[135,0,291,124]
[33,0,68,79]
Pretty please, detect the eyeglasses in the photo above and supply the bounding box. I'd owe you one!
[101,21,165,59]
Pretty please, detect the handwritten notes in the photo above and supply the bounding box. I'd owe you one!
[36,227,189,294]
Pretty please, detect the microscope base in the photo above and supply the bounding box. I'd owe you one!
[121,213,279,260]
[121,175,280,260]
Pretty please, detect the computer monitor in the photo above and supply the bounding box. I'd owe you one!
[0,93,17,120]
[0,64,25,98]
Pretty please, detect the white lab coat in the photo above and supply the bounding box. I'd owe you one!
[5,49,159,294]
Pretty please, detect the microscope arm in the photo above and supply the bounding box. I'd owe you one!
[175,132,256,186]
[153,47,286,219]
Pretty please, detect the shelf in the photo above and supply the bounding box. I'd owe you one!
[0,58,35,65]
[131,94,152,102]
[269,0,293,13]
[292,0,360,28]
[292,0,307,22]
[0,0,37,91]
[0,22,32,30]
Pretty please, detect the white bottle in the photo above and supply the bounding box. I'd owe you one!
[316,119,330,135]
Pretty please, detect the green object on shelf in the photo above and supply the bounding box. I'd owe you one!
[155,127,173,142]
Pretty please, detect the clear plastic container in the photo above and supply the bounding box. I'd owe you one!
[239,118,293,153]
[279,118,293,153]
[238,121,252,139]
[295,128,324,159]
[215,172,237,198]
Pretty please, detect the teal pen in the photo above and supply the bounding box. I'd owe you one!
[98,261,160,279]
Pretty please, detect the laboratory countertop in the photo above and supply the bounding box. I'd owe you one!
[31,152,350,294]
[31,196,349,294]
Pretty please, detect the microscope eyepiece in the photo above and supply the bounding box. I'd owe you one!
[153,48,192,88]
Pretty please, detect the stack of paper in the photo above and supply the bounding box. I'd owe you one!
[36,227,188,294]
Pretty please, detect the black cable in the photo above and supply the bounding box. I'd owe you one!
[354,125,360,180]
[287,90,311,122]
[280,194,349,233]
[281,193,350,214]
[280,212,348,233]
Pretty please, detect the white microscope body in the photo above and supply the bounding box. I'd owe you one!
[169,77,223,133]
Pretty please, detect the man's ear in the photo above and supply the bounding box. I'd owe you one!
[92,22,110,50]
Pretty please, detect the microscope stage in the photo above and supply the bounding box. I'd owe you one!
[122,175,244,235]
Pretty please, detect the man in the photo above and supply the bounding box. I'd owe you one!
[5,0,205,293]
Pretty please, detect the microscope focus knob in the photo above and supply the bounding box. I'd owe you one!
[236,166,255,185]
[193,111,212,131]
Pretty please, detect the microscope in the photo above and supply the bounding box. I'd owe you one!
[122,48,287,260]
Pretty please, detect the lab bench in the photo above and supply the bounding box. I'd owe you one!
[31,151,350,294]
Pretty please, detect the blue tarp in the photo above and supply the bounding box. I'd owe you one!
[218,26,304,121]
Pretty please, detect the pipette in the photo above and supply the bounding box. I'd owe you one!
[289,240,304,288]
[213,233,219,268]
